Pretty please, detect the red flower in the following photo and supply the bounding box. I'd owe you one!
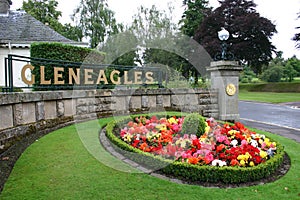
[132,140,140,148]
[192,139,201,150]
[216,144,226,153]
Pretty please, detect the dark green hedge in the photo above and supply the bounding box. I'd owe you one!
[105,114,285,184]
[240,82,300,93]
[30,42,105,90]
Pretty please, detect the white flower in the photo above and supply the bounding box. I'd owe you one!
[212,159,227,167]
[230,139,238,147]
[251,140,258,147]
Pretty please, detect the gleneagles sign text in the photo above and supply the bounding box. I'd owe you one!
[21,64,155,85]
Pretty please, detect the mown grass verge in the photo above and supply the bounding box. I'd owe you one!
[0,116,299,199]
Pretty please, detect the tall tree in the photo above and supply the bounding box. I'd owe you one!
[194,0,277,73]
[72,0,122,48]
[178,0,212,83]
[179,0,211,37]
[22,0,62,24]
[129,5,193,79]
[293,11,300,49]
[21,0,82,41]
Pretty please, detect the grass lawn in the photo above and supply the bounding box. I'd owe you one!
[239,91,300,103]
[0,117,299,199]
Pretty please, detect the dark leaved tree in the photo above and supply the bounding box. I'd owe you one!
[194,0,277,73]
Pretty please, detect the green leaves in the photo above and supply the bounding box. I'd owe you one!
[72,0,122,48]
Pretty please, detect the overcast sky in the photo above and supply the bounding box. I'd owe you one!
[11,0,300,59]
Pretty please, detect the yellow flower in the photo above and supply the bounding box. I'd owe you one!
[228,130,239,135]
[124,133,132,142]
[264,138,272,147]
[260,150,268,159]
[156,124,167,131]
[205,126,210,134]
[240,160,246,167]
[245,152,252,160]
[249,161,255,167]
[237,155,245,160]
[168,117,177,124]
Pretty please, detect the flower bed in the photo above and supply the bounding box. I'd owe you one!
[105,113,285,184]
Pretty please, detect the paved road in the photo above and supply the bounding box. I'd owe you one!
[239,101,300,143]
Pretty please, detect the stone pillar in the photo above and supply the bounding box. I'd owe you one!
[207,61,243,121]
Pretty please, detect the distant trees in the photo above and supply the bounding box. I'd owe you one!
[194,0,277,74]
[260,52,300,82]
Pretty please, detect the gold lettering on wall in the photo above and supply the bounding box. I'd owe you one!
[145,72,154,84]
[69,68,80,84]
[54,67,65,85]
[84,69,94,84]
[134,71,143,84]
[124,71,133,84]
[20,65,158,86]
[40,66,51,84]
[110,70,121,85]
[21,64,35,85]
[96,70,108,84]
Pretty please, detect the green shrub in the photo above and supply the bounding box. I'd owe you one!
[181,113,206,137]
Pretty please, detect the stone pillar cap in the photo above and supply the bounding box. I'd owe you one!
[207,60,243,72]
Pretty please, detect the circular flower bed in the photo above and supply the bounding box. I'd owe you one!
[105,113,285,184]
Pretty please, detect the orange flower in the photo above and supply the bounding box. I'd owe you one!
[139,142,148,151]
[188,157,199,165]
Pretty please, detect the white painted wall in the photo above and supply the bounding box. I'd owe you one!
[0,47,30,87]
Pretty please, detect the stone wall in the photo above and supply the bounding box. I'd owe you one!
[0,88,218,152]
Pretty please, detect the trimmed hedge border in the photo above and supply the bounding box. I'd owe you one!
[105,113,286,184]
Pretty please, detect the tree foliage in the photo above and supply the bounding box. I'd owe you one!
[129,5,208,84]
[194,0,277,73]
[21,0,82,41]
[72,0,122,48]
[179,0,211,37]
[129,5,192,76]
[293,11,300,49]
[22,0,62,23]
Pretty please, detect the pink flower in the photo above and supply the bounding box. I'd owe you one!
[181,150,192,159]
[204,153,214,164]
[172,124,180,132]
[241,140,248,146]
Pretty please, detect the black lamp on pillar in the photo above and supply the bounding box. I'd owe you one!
[215,28,234,61]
